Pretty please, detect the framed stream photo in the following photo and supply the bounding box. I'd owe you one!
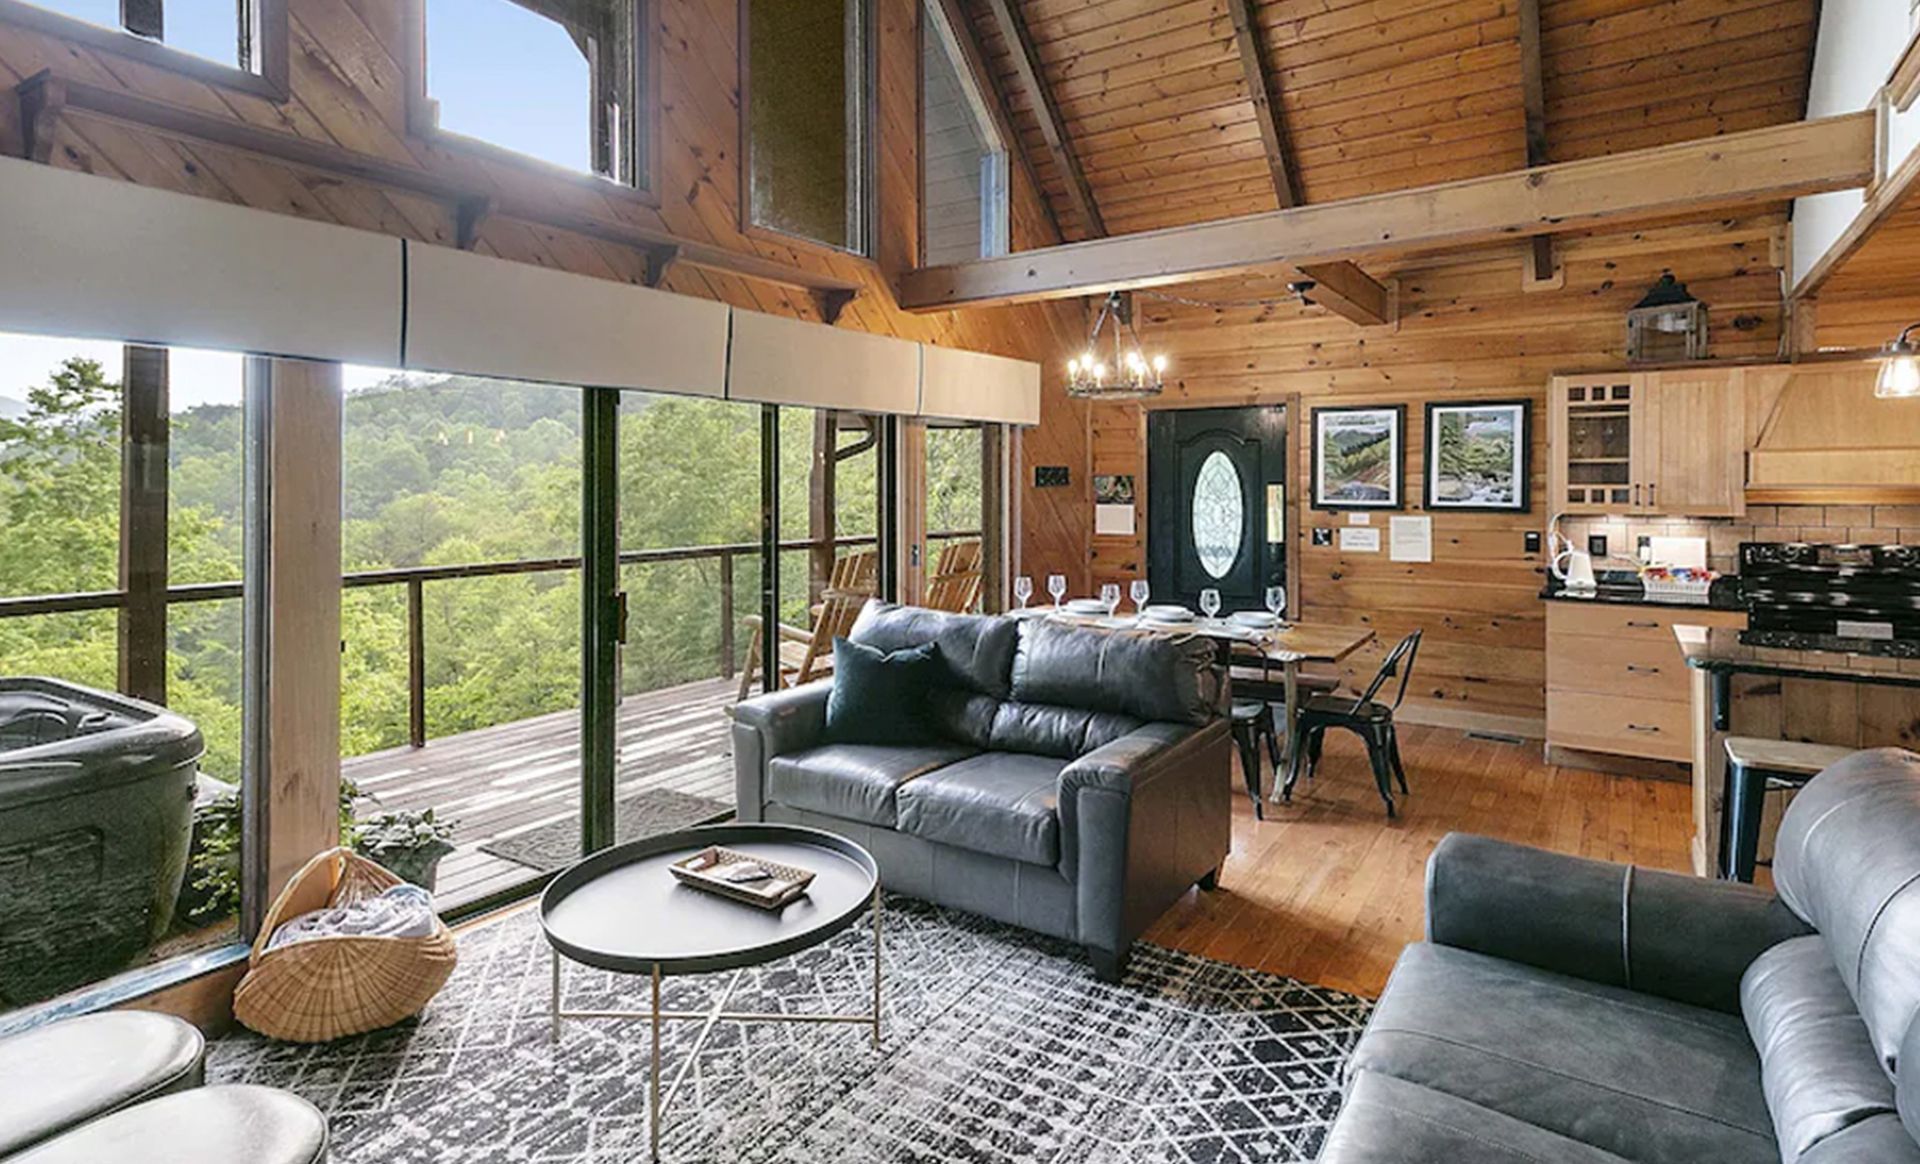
[1423,400,1531,512]
[1312,405,1405,509]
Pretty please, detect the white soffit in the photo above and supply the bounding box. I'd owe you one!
[0,155,402,364]
[403,243,729,397]
[920,343,1042,426]
[726,308,920,414]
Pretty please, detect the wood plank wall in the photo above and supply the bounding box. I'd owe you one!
[1069,213,1789,737]
[0,0,1086,589]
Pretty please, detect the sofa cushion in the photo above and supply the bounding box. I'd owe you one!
[0,1012,204,1157]
[849,602,1018,699]
[1011,619,1222,726]
[822,637,941,745]
[1771,748,1920,1078]
[895,752,1065,866]
[1743,935,1896,1160]
[766,742,977,827]
[986,700,1143,760]
[925,688,1000,750]
[1352,942,1776,1164]
[1321,1071,1635,1164]
[1798,1114,1920,1163]
[8,1085,327,1164]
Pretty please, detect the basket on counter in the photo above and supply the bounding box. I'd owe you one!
[1640,566,1718,604]
[232,847,457,1043]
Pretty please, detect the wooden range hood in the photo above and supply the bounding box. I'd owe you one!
[1745,362,1920,504]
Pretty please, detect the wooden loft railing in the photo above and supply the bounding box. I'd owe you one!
[11,70,864,323]
[0,531,980,751]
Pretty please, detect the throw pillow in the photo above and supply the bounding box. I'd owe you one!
[824,637,942,745]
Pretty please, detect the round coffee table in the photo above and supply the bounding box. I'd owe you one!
[540,823,882,1162]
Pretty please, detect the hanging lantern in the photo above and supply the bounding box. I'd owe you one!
[1625,273,1709,363]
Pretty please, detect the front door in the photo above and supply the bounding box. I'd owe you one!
[1147,406,1286,614]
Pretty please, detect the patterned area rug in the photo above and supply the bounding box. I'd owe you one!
[212,899,1370,1163]
[477,789,732,870]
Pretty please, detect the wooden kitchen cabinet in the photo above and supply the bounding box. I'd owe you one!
[1546,603,1746,765]
[1547,369,1746,517]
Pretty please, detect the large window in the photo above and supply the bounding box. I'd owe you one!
[921,1,1008,265]
[421,0,651,187]
[2,0,285,91]
[744,0,872,252]
[0,332,249,1008]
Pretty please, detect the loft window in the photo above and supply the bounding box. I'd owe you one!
[1,0,288,93]
[921,0,1007,265]
[743,0,872,253]
[421,0,651,188]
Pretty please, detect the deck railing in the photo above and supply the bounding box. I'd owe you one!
[0,530,981,749]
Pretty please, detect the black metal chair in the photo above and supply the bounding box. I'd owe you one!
[1228,651,1338,822]
[1280,630,1422,817]
[1229,699,1279,820]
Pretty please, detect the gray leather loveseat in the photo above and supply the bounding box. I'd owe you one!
[1320,746,1920,1163]
[731,602,1231,980]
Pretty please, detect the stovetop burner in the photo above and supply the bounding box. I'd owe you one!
[1739,629,1920,659]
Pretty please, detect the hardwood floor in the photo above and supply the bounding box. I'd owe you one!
[1143,722,1694,999]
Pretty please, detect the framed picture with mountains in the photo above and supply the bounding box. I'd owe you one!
[1312,405,1405,510]
[1423,399,1530,512]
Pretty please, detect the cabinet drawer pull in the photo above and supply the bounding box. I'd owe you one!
[1626,723,1662,733]
[1624,620,1661,629]
[1624,664,1660,674]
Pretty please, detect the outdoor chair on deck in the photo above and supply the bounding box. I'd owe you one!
[924,539,984,613]
[1281,630,1422,817]
[735,549,877,700]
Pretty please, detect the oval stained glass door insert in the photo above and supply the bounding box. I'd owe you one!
[1192,450,1244,579]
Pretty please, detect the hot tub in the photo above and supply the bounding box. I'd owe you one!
[0,678,203,1005]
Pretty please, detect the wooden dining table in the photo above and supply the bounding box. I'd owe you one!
[1012,607,1376,800]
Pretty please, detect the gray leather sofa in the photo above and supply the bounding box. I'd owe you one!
[731,602,1232,980]
[1320,746,1920,1164]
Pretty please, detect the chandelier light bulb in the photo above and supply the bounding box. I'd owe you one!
[1152,354,1168,373]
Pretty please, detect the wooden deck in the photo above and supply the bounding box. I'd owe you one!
[344,676,739,906]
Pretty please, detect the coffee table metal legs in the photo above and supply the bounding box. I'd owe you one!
[548,888,886,1161]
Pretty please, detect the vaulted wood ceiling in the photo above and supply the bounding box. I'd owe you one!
[955,0,1819,243]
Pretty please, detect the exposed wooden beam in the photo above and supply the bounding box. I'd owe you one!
[1220,0,1390,327]
[978,0,1105,239]
[1792,126,1920,302]
[928,0,1063,245]
[1516,0,1557,288]
[14,71,864,313]
[16,70,65,164]
[900,112,1877,311]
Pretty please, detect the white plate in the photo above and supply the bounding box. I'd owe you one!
[1229,611,1278,628]
[1142,604,1194,622]
[1064,598,1109,616]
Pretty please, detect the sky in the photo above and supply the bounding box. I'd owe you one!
[1,1,588,412]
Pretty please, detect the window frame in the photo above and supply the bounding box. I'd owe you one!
[404,0,660,201]
[917,0,1010,267]
[0,0,289,100]
[737,0,877,258]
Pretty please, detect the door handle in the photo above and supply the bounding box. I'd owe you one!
[1633,483,1642,508]
[615,591,630,645]
[1647,482,1657,510]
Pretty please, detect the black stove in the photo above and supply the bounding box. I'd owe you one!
[1740,543,1920,658]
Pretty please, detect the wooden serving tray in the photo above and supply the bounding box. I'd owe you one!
[669,845,815,909]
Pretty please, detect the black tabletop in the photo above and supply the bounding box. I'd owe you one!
[540,823,879,976]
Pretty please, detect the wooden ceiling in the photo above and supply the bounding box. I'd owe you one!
[957,0,1819,242]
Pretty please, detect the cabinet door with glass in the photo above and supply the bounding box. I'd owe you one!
[1549,374,1645,514]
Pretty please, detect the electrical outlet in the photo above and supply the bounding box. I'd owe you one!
[1312,528,1333,546]
[1587,534,1609,558]
[1034,466,1071,488]
[1524,531,1541,554]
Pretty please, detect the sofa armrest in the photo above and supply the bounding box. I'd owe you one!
[729,682,831,823]
[1060,722,1200,795]
[1425,833,1813,1014]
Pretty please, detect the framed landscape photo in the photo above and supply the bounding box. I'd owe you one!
[1423,399,1531,512]
[1312,405,1405,509]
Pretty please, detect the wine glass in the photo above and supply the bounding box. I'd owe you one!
[1013,575,1033,609]
[1130,579,1150,616]
[1047,573,1068,609]
[1100,582,1121,618]
[1265,584,1287,624]
[1199,588,1222,620]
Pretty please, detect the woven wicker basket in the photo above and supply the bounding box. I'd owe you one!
[233,846,458,1043]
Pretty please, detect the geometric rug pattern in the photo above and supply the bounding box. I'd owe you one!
[211,898,1371,1163]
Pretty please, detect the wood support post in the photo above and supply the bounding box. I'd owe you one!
[809,412,838,605]
[118,345,169,705]
[899,420,928,605]
[981,423,1010,613]
[16,71,66,163]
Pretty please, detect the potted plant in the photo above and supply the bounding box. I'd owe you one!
[352,808,457,891]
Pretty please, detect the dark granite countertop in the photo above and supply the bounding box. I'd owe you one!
[1540,579,1746,612]
[1676,625,1920,689]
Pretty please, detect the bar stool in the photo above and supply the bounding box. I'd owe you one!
[1719,737,1854,882]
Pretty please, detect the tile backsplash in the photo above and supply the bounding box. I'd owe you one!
[1560,506,1920,575]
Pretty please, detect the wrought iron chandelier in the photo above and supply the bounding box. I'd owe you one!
[1066,291,1166,400]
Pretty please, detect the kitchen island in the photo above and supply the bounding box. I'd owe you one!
[1676,624,1920,876]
